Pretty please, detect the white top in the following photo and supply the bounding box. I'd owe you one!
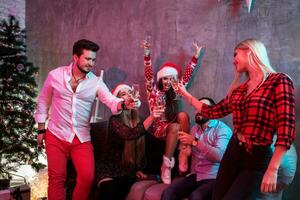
[35,63,122,143]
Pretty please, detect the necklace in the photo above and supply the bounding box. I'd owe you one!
[72,69,86,83]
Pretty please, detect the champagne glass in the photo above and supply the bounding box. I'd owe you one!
[145,35,152,45]
[156,95,166,121]
[170,76,180,100]
[132,84,140,99]
[131,84,141,110]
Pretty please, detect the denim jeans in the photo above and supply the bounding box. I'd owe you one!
[162,174,215,200]
[212,137,272,200]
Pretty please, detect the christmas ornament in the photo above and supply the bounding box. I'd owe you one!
[16,63,24,71]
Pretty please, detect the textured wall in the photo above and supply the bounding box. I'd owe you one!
[26,0,300,198]
[0,0,25,28]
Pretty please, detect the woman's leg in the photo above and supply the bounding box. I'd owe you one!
[223,170,264,200]
[165,123,180,158]
[176,111,190,132]
[215,138,272,200]
[212,138,240,200]
[161,123,180,184]
[176,112,191,173]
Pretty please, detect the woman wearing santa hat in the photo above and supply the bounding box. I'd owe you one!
[97,83,162,199]
[142,40,204,184]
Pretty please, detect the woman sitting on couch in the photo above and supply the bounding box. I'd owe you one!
[96,83,162,200]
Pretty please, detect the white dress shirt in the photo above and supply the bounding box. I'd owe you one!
[35,63,122,143]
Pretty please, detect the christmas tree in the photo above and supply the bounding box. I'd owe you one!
[0,15,44,178]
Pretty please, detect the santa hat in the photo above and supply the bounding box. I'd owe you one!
[112,84,132,96]
[157,62,180,81]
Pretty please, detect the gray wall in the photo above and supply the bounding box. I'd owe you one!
[0,0,25,28]
[26,0,300,199]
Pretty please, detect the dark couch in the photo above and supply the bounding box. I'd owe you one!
[66,121,180,200]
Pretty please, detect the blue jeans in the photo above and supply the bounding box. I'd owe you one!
[258,143,297,200]
[212,137,273,200]
[161,174,215,200]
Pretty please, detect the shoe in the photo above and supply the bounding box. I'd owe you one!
[161,155,175,184]
[178,145,191,173]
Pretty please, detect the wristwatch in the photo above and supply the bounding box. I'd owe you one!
[37,129,46,134]
[192,138,198,146]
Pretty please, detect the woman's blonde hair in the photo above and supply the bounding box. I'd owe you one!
[235,39,276,76]
[227,39,276,97]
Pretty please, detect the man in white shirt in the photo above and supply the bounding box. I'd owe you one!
[35,39,135,200]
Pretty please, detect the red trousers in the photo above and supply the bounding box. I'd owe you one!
[45,130,95,200]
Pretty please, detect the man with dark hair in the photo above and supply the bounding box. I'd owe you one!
[35,39,137,200]
[72,39,100,56]
[162,97,232,200]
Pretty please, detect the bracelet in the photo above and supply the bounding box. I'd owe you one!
[37,129,46,134]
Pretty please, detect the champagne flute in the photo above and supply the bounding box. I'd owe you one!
[170,76,180,100]
[145,35,152,45]
[132,84,140,99]
[156,95,166,121]
[131,84,141,110]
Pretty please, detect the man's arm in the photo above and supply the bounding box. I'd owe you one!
[35,73,53,124]
[178,122,232,162]
[35,72,54,148]
[196,124,232,162]
[96,79,123,114]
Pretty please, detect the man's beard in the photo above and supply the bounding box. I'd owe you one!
[195,114,209,125]
[77,64,90,74]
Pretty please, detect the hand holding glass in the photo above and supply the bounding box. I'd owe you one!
[171,77,180,100]
[132,84,140,99]
[155,96,166,121]
[152,106,164,118]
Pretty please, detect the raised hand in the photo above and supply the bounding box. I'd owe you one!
[193,42,205,59]
[141,36,151,56]
[173,81,188,97]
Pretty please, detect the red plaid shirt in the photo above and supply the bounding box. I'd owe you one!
[144,55,198,138]
[201,73,295,150]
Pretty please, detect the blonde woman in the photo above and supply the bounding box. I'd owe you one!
[175,39,295,199]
